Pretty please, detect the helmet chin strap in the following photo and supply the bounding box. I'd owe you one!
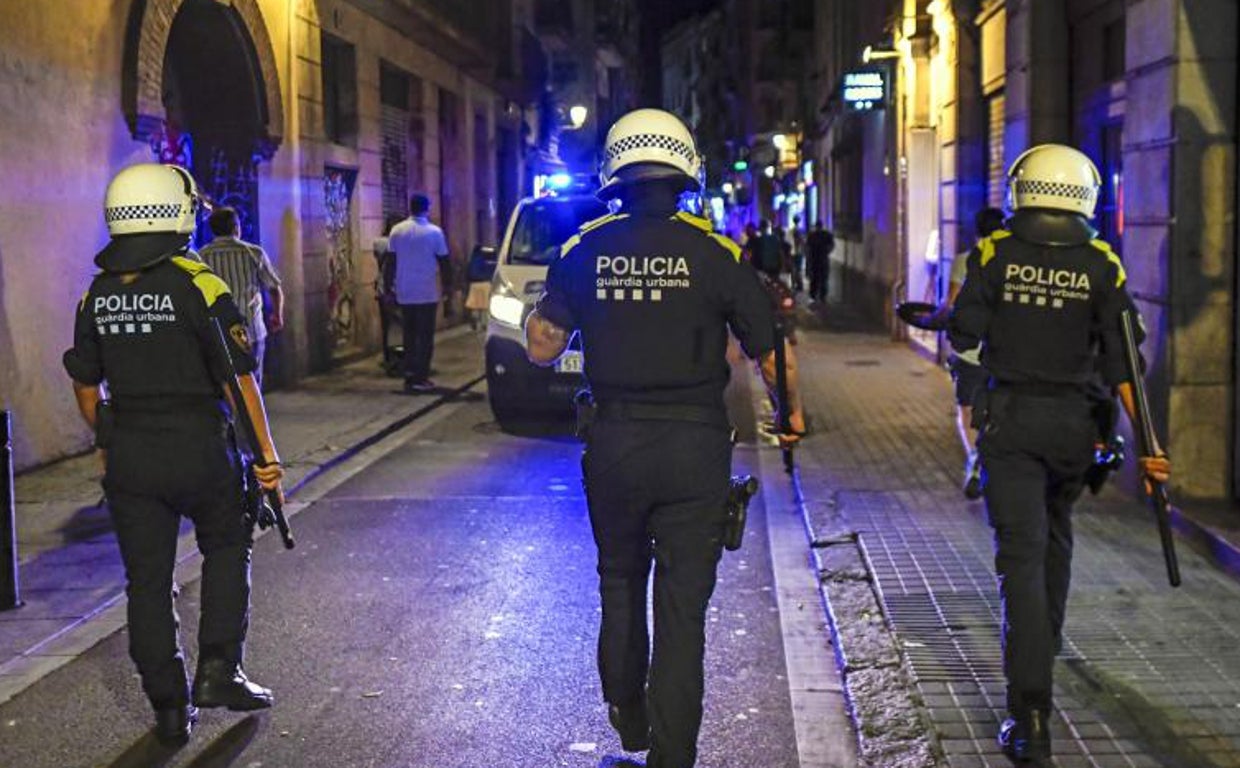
[1008,209,1097,247]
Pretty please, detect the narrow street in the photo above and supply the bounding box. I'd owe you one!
[6,311,1240,767]
[0,355,810,768]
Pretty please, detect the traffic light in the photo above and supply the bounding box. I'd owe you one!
[733,160,749,171]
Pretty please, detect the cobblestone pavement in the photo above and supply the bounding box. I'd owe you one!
[791,306,1240,768]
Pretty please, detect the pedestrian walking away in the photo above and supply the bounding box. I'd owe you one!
[932,206,1006,498]
[372,214,405,375]
[948,143,1172,766]
[789,215,806,292]
[524,108,798,768]
[806,221,834,304]
[388,193,451,393]
[751,219,783,281]
[198,206,284,387]
[63,163,282,746]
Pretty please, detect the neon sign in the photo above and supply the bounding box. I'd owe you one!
[842,71,886,111]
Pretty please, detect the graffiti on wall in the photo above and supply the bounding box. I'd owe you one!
[324,167,358,350]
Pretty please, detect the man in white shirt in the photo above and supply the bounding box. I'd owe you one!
[387,194,450,393]
[199,207,284,386]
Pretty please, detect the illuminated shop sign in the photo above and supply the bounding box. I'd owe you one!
[842,71,886,111]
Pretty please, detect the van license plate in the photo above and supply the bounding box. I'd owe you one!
[556,351,584,374]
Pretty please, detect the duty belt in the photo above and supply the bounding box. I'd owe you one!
[595,401,730,429]
[991,380,1086,397]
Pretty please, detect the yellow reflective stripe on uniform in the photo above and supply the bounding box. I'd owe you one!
[78,289,90,311]
[977,229,1011,268]
[563,214,628,258]
[1089,239,1127,287]
[708,233,742,262]
[561,233,584,257]
[579,213,626,234]
[171,255,231,307]
[673,211,714,232]
[170,255,207,276]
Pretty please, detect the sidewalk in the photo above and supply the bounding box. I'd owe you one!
[0,328,484,703]
[785,304,1240,767]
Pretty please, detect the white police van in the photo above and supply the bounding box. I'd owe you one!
[484,184,608,426]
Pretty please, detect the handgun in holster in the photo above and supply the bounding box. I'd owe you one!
[574,389,596,441]
[93,400,114,449]
[1084,393,1125,495]
[724,475,759,552]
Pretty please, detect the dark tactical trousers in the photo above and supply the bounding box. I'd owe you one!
[400,302,438,383]
[583,418,731,768]
[979,390,1093,714]
[103,414,253,708]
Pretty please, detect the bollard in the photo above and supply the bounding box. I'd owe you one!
[1,410,20,610]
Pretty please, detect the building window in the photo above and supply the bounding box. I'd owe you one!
[986,91,1006,209]
[1103,19,1125,83]
[1097,122,1123,246]
[321,32,358,146]
[379,62,411,223]
[831,130,862,237]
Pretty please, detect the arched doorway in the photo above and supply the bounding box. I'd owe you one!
[159,0,269,244]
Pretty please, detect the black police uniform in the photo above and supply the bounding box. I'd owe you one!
[949,209,1131,721]
[536,189,775,768]
[64,248,257,712]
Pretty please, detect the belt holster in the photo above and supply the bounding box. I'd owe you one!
[93,400,114,449]
[574,390,596,441]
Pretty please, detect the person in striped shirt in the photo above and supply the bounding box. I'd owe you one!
[200,207,284,385]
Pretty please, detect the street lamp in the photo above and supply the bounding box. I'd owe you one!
[569,105,588,129]
[763,166,775,179]
[721,181,735,194]
[862,44,900,63]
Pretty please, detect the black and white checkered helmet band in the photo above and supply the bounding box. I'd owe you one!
[105,202,185,223]
[1013,179,1095,201]
[605,133,697,165]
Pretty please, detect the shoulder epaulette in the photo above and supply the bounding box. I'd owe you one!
[673,211,714,232]
[172,255,231,307]
[1088,239,1127,287]
[671,211,742,261]
[562,213,628,258]
[977,229,1012,268]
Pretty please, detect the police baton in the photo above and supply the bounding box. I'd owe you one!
[209,319,295,550]
[773,319,795,474]
[0,410,21,610]
[1120,310,1179,588]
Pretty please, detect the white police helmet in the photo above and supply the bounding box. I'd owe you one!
[1007,144,1101,218]
[104,163,201,236]
[598,108,703,201]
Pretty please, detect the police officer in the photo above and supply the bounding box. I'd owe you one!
[949,144,1171,765]
[524,109,782,768]
[63,164,281,744]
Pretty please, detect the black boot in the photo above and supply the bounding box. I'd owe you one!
[608,699,651,752]
[153,703,198,746]
[192,658,273,711]
[999,709,1051,764]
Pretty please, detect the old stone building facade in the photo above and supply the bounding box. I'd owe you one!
[810,0,1238,499]
[0,0,535,470]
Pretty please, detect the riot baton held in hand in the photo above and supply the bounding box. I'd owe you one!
[1,410,21,610]
[210,319,295,550]
[1120,309,1179,588]
[773,319,795,474]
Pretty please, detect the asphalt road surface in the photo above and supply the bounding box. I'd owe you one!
[0,392,802,768]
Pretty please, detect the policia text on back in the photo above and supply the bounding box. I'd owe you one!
[62,162,286,746]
